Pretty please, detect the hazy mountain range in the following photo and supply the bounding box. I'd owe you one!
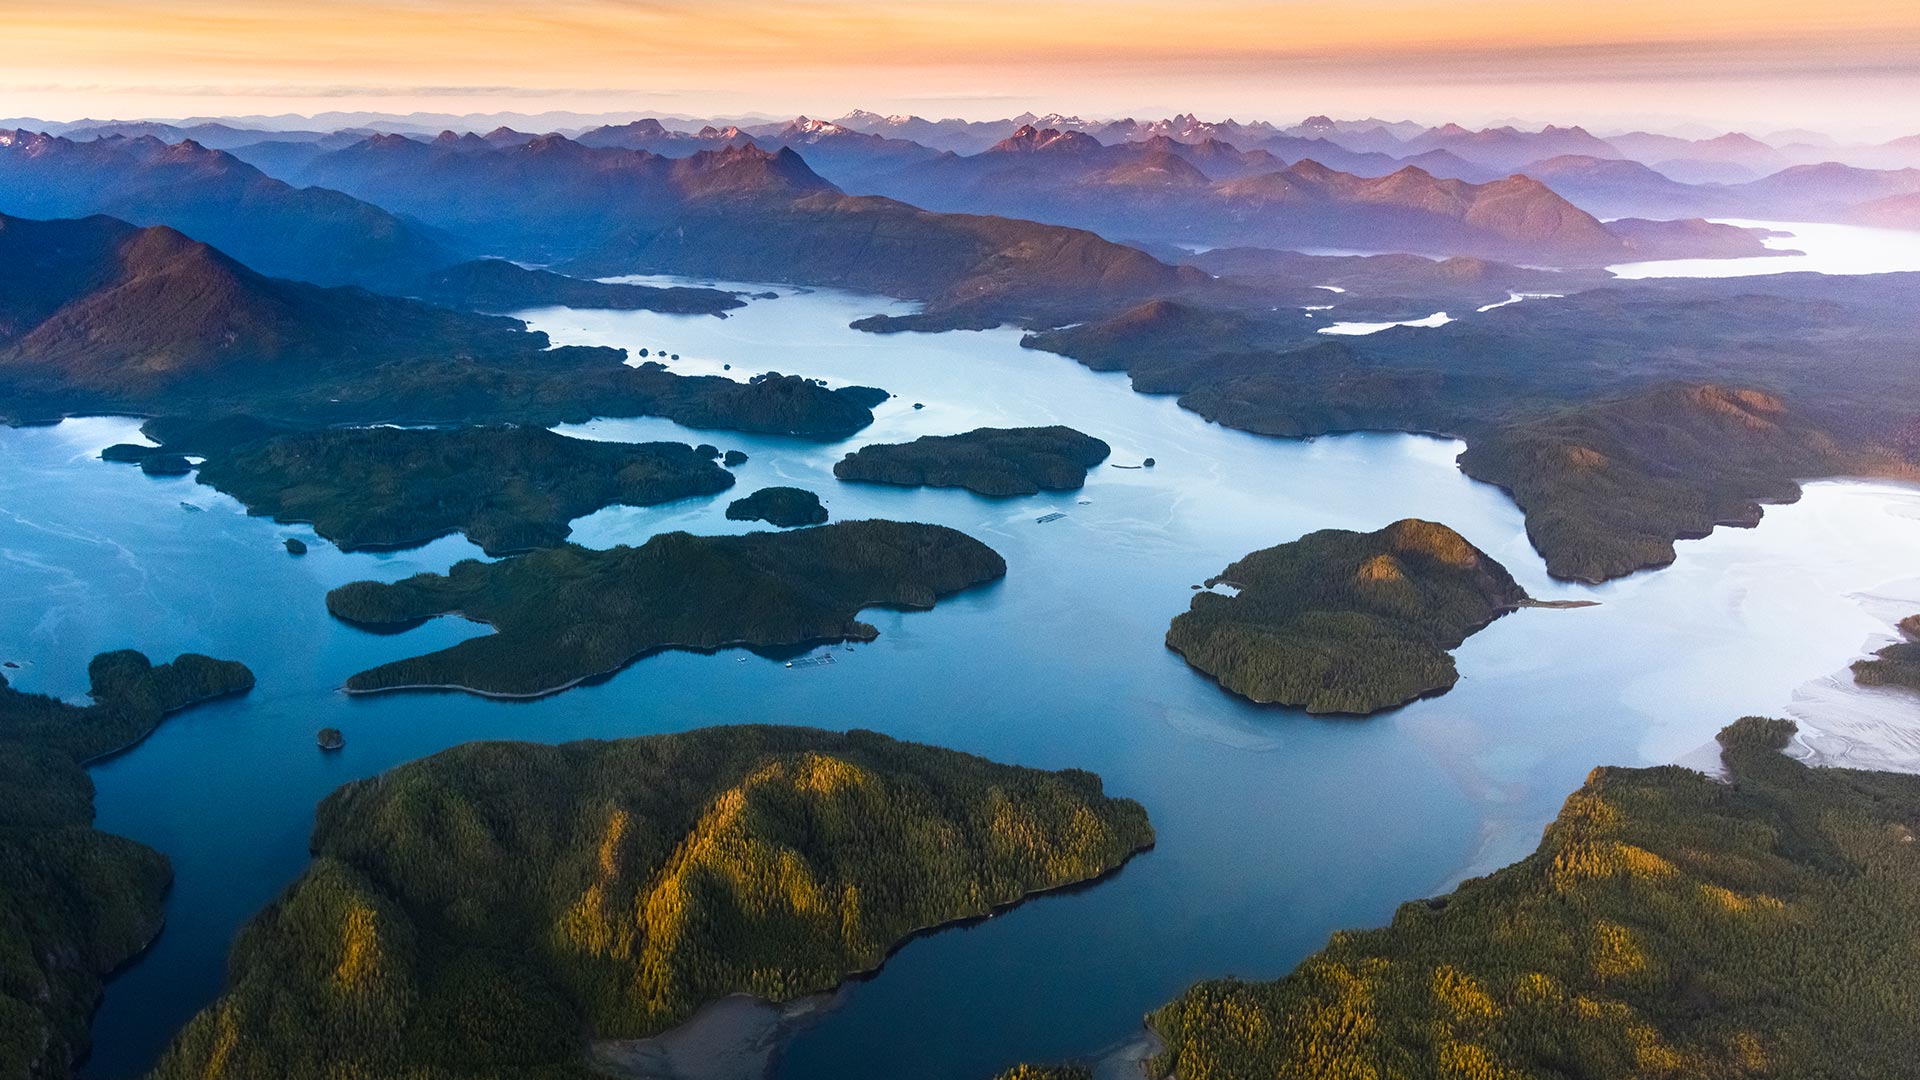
[0,212,536,403]
[0,132,1210,332]
[22,109,1917,237]
[0,130,455,290]
[12,109,1920,171]
[3,106,1916,358]
[0,212,885,439]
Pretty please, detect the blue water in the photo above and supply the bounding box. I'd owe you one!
[5,284,1917,1079]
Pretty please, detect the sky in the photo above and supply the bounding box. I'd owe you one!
[7,0,1920,137]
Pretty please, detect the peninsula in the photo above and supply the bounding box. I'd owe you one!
[1852,614,1920,692]
[0,651,254,1079]
[326,520,1006,696]
[1131,717,1920,1079]
[1024,276,1920,583]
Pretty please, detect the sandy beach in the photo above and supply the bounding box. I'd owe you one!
[1787,578,1920,773]
[589,993,842,1080]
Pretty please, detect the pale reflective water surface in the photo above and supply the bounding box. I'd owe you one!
[1315,310,1454,335]
[1608,218,1920,278]
[4,282,1916,1079]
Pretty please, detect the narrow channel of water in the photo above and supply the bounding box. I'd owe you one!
[4,282,1912,1079]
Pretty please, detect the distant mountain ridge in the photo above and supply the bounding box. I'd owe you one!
[568,189,1209,328]
[258,132,1209,324]
[290,134,838,257]
[0,130,458,290]
[0,212,883,439]
[1515,153,1920,221]
[1854,190,1920,228]
[6,121,1209,329]
[0,212,533,402]
[29,108,1920,170]
[99,108,1920,232]
[274,121,1794,276]
[572,115,945,187]
[858,125,1749,264]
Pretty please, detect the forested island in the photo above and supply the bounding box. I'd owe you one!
[1852,614,1920,692]
[147,725,1152,1078]
[1166,519,1529,713]
[0,650,253,1080]
[726,486,829,527]
[833,426,1112,496]
[326,520,1007,696]
[1025,275,1920,583]
[189,424,736,555]
[1118,717,1920,1079]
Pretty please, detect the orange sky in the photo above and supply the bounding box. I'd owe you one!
[7,0,1920,133]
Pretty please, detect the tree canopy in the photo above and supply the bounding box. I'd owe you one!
[0,651,253,1079]
[1166,519,1527,713]
[1140,717,1920,1079]
[149,726,1151,1079]
[326,520,1006,697]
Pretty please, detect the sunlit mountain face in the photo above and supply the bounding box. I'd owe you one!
[8,5,1920,1080]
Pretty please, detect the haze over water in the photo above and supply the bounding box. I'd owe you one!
[4,280,1916,1078]
[1607,219,1920,278]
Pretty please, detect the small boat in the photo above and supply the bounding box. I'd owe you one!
[785,661,793,668]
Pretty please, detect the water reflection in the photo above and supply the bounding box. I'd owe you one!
[3,283,1913,1079]
[1608,218,1920,278]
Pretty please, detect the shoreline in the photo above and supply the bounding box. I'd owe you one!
[1783,571,1920,773]
[337,627,887,699]
[77,678,257,768]
[1171,589,1543,717]
[1516,597,1601,609]
[588,841,1154,1080]
[336,583,997,699]
[1089,1027,1165,1080]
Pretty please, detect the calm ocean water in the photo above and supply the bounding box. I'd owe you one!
[6,282,1915,1078]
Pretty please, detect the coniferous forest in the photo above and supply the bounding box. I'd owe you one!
[833,426,1112,497]
[1166,519,1529,713]
[1852,614,1920,693]
[8,18,1920,1080]
[1126,718,1920,1080]
[726,486,830,528]
[0,651,253,1079]
[147,726,1152,1079]
[194,425,738,555]
[326,520,1007,696]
